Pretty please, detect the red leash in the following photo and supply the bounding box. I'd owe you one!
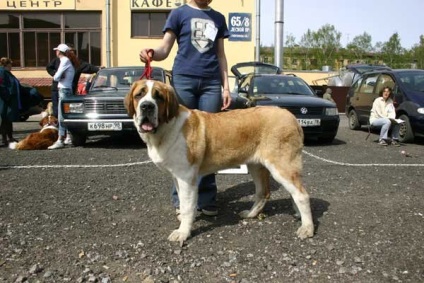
[140,49,155,80]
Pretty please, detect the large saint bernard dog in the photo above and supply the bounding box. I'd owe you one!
[9,103,59,150]
[124,79,314,242]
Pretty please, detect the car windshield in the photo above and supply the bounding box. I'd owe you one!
[90,68,165,91]
[398,71,424,92]
[251,76,315,96]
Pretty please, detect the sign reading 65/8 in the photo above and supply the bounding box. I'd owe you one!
[228,13,252,42]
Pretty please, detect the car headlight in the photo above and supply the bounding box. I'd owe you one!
[325,107,339,116]
[417,108,424,114]
[63,103,84,113]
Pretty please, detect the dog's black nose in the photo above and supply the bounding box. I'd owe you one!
[140,101,155,111]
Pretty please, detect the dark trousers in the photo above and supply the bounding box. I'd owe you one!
[51,89,59,117]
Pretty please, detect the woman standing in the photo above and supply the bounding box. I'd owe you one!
[0,57,20,146]
[48,44,79,149]
[139,0,231,216]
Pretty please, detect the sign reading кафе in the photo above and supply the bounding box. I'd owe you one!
[131,0,187,10]
[0,0,75,10]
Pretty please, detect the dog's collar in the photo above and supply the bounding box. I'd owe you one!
[41,115,58,132]
[41,125,58,132]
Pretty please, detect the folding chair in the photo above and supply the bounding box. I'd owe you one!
[365,122,375,141]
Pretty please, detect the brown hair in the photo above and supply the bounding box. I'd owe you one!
[0,57,13,67]
[65,50,80,69]
[379,86,392,96]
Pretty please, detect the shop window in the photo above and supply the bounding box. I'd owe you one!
[0,12,101,68]
[0,32,20,67]
[23,13,60,28]
[65,31,101,66]
[131,12,169,38]
[65,12,101,28]
[0,13,20,28]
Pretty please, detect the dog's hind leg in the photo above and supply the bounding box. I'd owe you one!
[267,163,314,239]
[239,164,271,219]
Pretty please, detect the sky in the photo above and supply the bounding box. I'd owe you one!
[260,0,424,49]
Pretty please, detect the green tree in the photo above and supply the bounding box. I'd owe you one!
[346,32,373,59]
[410,35,424,69]
[381,32,404,67]
[299,24,342,69]
[314,24,342,67]
[299,29,315,69]
[285,33,296,68]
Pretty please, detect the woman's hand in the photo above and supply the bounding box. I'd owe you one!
[221,89,231,110]
[139,49,154,63]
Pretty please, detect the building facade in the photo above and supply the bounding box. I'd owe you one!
[0,0,256,86]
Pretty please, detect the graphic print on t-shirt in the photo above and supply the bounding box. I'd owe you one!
[191,18,216,53]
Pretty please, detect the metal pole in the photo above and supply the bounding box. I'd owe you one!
[106,0,111,67]
[255,0,261,61]
[274,0,284,69]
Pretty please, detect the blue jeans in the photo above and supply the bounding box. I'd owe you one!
[171,74,222,209]
[58,88,72,137]
[371,118,400,141]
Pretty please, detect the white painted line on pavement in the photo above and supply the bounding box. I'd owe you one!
[0,160,152,170]
[303,150,424,167]
[1,150,422,170]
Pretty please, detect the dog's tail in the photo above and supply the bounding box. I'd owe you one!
[42,102,54,118]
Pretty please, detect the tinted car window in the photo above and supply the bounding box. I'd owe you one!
[359,73,379,94]
[398,71,424,92]
[251,76,314,96]
[375,74,395,94]
[351,76,363,95]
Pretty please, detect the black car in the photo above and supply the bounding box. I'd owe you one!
[61,66,171,146]
[345,69,424,143]
[230,62,340,143]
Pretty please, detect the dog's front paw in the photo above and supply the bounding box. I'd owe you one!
[168,229,191,242]
[296,224,314,239]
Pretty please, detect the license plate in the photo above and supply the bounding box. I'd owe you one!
[88,122,122,131]
[297,119,321,127]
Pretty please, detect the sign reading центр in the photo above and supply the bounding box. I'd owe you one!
[0,0,76,10]
[228,13,252,42]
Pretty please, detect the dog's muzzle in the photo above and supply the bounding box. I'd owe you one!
[139,101,157,133]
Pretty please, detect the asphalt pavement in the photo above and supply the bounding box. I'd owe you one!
[1,114,423,282]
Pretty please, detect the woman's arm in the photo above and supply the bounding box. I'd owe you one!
[216,37,231,110]
[139,30,176,62]
[53,58,71,82]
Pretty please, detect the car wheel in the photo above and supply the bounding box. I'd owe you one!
[70,131,87,147]
[398,114,414,143]
[348,110,361,130]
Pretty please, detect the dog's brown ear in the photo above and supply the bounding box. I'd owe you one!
[124,82,137,117]
[165,84,180,123]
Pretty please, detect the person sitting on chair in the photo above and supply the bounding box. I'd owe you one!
[323,87,335,103]
[369,86,401,146]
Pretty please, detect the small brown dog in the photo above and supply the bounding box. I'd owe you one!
[9,102,59,150]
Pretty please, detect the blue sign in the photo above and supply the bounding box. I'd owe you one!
[228,13,252,42]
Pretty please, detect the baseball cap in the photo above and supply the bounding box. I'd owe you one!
[53,43,70,53]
